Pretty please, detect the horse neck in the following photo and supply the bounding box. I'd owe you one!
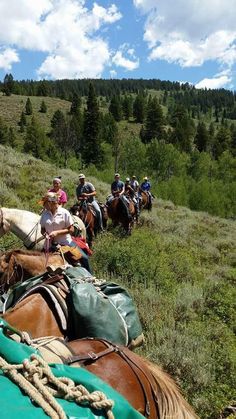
[3,208,41,246]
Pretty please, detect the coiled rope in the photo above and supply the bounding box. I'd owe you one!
[0,353,114,419]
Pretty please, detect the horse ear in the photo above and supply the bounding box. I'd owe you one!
[2,219,10,233]
[4,252,12,263]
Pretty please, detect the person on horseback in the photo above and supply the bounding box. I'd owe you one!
[40,192,91,272]
[106,173,125,206]
[48,177,68,206]
[124,178,139,219]
[130,176,140,216]
[140,176,152,207]
[76,174,103,232]
[130,175,139,193]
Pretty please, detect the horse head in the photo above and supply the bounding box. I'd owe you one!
[0,208,11,236]
[0,251,18,292]
[69,204,80,217]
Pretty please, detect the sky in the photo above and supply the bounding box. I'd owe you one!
[0,0,236,90]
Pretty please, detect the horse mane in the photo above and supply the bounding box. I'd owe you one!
[4,249,43,260]
[143,358,199,419]
[69,204,80,215]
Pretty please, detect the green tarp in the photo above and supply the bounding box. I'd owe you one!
[4,266,143,346]
[0,319,144,419]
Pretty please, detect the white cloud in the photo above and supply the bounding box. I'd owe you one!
[0,47,19,70]
[0,0,122,78]
[134,0,236,70]
[112,44,139,71]
[110,70,117,78]
[195,75,232,89]
[196,69,233,89]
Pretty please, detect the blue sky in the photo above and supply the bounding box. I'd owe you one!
[0,0,236,89]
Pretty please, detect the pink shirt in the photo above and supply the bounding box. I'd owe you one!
[48,188,67,205]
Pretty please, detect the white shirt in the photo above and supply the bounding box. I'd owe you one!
[40,206,73,246]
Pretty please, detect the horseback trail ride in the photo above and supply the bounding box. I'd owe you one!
[0,204,198,419]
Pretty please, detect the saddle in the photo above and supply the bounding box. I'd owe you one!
[12,274,69,333]
[80,201,97,218]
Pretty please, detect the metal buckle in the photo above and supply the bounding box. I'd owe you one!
[88,351,98,360]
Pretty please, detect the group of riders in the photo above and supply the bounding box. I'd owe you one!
[39,174,152,271]
[108,173,152,219]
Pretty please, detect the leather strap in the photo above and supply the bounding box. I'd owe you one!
[65,338,157,418]
[66,343,118,364]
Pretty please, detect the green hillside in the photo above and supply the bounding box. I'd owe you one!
[0,144,235,418]
[0,84,236,220]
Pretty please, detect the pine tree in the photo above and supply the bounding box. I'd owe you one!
[100,113,118,144]
[122,95,133,120]
[39,100,47,113]
[133,93,146,123]
[25,98,33,115]
[213,125,231,159]
[19,111,27,132]
[142,96,164,143]
[194,122,209,152]
[2,73,14,96]
[169,104,195,152]
[109,95,123,122]
[50,110,70,166]
[70,93,82,115]
[69,113,83,157]
[24,117,48,159]
[82,83,102,166]
[0,117,8,144]
[7,127,16,147]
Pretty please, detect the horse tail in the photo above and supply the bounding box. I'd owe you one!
[143,359,199,419]
[119,196,132,221]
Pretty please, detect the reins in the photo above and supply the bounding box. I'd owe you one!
[22,221,42,249]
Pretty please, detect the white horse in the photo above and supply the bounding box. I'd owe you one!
[0,207,86,251]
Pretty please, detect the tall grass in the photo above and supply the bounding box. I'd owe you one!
[0,145,235,418]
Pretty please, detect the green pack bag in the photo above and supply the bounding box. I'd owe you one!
[0,319,144,419]
[71,281,129,345]
[65,267,143,346]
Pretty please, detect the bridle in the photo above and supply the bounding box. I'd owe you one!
[0,254,24,294]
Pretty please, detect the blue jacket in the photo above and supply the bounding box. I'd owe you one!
[140,181,151,192]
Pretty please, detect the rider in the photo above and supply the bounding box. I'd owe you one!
[40,192,91,272]
[140,176,152,206]
[76,174,103,232]
[124,178,139,218]
[48,177,67,206]
[130,175,139,193]
[107,173,125,205]
[130,175,140,215]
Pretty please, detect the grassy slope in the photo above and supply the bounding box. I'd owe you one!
[0,93,71,144]
[0,145,235,418]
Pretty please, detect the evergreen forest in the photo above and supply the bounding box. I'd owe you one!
[0,74,235,219]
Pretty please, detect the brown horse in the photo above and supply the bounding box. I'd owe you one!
[70,202,108,246]
[0,249,65,292]
[3,324,198,419]
[140,191,152,211]
[67,338,198,419]
[107,196,135,234]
